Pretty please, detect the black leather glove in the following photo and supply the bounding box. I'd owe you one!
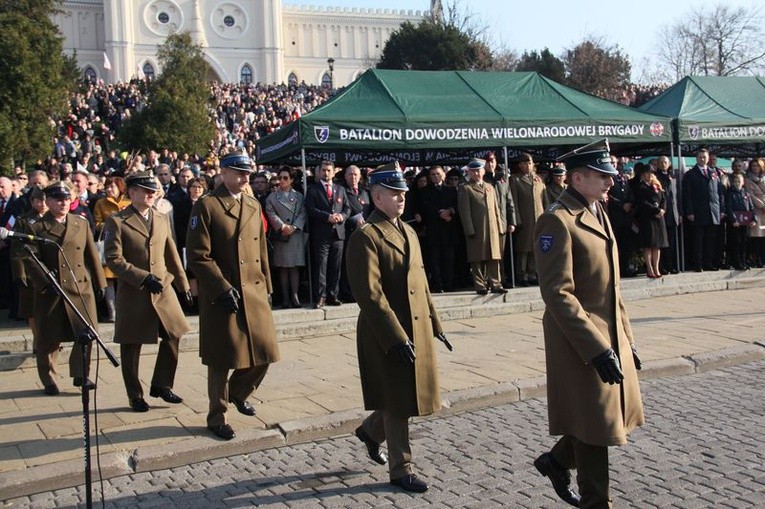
[142,274,164,294]
[182,290,194,308]
[389,341,416,365]
[435,332,454,351]
[96,287,106,302]
[218,287,241,314]
[631,345,642,370]
[592,348,624,385]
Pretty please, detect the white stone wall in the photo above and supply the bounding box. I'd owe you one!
[56,0,428,86]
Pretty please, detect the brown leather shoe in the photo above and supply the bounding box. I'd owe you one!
[534,452,581,507]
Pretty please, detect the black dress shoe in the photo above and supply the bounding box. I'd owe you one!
[390,474,428,493]
[490,286,508,294]
[326,297,343,306]
[208,423,235,440]
[354,426,387,465]
[476,289,489,295]
[73,377,96,389]
[150,386,183,404]
[534,453,581,507]
[44,383,60,396]
[229,397,256,416]
[130,398,150,412]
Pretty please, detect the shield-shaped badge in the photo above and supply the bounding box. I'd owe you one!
[314,126,330,144]
[688,125,700,140]
[539,234,554,254]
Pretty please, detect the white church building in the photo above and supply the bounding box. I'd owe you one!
[54,1,437,87]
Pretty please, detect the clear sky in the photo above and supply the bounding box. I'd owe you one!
[286,0,759,81]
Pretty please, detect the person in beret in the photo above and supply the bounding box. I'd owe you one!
[186,151,279,441]
[346,161,451,494]
[510,152,549,286]
[104,172,192,412]
[19,181,107,395]
[457,158,507,294]
[532,139,644,508]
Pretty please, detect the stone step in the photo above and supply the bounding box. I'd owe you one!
[1,269,764,371]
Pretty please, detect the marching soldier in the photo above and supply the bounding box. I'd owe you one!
[186,151,280,441]
[104,172,192,412]
[346,162,452,493]
[533,139,644,508]
[21,182,106,395]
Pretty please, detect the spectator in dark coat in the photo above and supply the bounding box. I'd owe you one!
[682,148,725,272]
[418,166,460,292]
[339,165,371,302]
[633,164,668,278]
[726,173,756,270]
[655,156,680,274]
[607,158,637,277]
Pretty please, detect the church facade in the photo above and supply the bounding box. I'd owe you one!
[54,1,433,86]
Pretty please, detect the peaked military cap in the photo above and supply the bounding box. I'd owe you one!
[557,138,617,175]
[369,161,407,191]
[43,181,72,199]
[220,151,254,172]
[467,158,486,170]
[126,171,159,191]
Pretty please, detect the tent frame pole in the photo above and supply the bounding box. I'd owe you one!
[302,149,314,305]
[675,143,685,272]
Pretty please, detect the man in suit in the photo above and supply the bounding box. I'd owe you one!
[418,165,460,293]
[346,161,451,493]
[20,182,107,395]
[186,151,280,440]
[458,158,507,295]
[339,165,370,302]
[510,153,548,286]
[104,172,193,412]
[683,148,725,271]
[484,152,517,287]
[305,160,350,308]
[0,176,19,315]
[533,139,644,508]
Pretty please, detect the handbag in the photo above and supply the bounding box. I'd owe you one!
[732,210,754,225]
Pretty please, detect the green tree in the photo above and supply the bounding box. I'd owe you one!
[515,48,565,83]
[118,32,214,155]
[563,38,631,98]
[377,19,492,71]
[0,0,78,172]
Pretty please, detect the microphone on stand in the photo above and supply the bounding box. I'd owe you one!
[0,226,56,244]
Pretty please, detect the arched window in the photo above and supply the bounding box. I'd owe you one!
[142,62,155,80]
[240,64,253,85]
[288,72,298,86]
[83,66,97,83]
[321,73,332,89]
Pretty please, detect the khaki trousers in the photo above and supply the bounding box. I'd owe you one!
[551,435,612,509]
[514,250,536,283]
[120,329,180,400]
[36,341,90,386]
[469,260,501,291]
[207,364,269,427]
[361,410,412,480]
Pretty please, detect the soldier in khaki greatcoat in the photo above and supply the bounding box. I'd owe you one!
[346,162,451,494]
[104,172,192,412]
[510,152,549,286]
[532,139,645,508]
[186,151,279,441]
[20,182,106,395]
[457,158,507,295]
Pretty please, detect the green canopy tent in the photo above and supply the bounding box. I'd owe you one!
[256,69,672,166]
[639,76,765,157]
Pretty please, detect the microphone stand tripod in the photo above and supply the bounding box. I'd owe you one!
[23,244,119,509]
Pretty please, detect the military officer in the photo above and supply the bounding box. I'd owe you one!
[457,158,507,294]
[186,151,280,441]
[20,182,106,395]
[510,152,549,286]
[104,172,192,412]
[346,161,451,493]
[532,139,645,508]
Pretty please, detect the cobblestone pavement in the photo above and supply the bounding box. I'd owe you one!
[5,361,764,508]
